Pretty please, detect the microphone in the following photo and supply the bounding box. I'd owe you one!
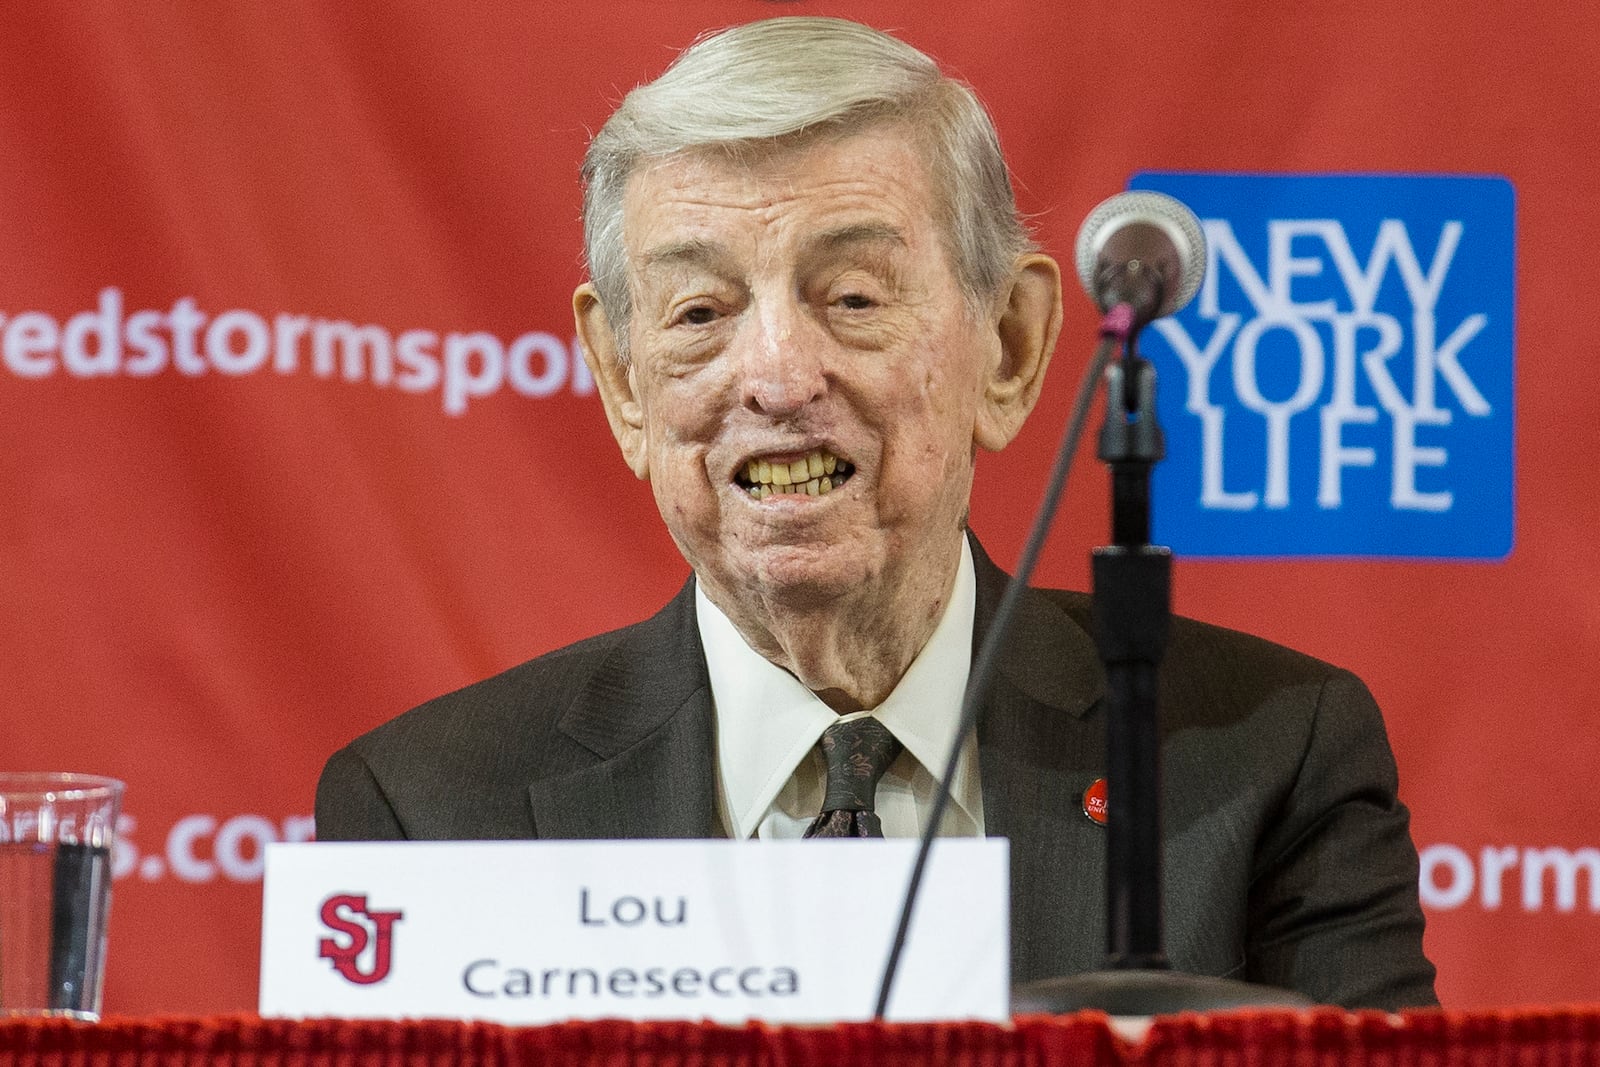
[878,188,1305,1019]
[1073,191,1206,327]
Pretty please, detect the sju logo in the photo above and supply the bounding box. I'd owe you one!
[318,893,404,985]
[1130,174,1514,559]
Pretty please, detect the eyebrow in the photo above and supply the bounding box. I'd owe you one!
[637,223,908,275]
[638,239,732,273]
[812,223,908,252]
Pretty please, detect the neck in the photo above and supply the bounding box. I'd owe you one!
[701,537,964,714]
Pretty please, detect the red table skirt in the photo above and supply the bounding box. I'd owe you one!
[2,1010,1599,1067]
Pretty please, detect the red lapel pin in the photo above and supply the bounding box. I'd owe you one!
[1082,778,1108,826]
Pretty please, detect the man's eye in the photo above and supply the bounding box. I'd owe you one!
[676,305,719,326]
[835,292,876,310]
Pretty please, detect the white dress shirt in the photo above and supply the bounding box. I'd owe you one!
[696,539,985,840]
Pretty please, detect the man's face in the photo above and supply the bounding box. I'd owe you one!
[592,125,1010,618]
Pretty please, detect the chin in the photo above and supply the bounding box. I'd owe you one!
[741,545,877,607]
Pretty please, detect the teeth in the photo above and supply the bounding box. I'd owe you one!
[740,449,853,497]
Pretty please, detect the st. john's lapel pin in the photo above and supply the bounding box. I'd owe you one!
[1082,777,1108,826]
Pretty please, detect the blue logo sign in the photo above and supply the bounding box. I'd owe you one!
[1128,173,1515,559]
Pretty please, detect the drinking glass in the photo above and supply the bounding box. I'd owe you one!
[0,772,123,1020]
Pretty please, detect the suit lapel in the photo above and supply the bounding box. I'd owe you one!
[969,537,1112,980]
[526,578,721,839]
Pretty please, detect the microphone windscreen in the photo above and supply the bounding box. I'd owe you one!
[1074,191,1206,319]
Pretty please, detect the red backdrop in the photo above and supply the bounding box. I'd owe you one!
[2,0,1595,1013]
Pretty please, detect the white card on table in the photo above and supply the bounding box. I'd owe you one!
[260,838,1008,1024]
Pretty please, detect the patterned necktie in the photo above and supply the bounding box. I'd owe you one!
[803,717,903,838]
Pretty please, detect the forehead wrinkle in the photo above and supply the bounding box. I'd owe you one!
[627,146,937,296]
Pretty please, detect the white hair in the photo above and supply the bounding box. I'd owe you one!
[580,16,1034,361]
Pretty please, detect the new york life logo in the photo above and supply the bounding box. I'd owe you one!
[1129,173,1515,558]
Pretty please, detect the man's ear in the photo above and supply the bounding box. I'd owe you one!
[974,254,1063,452]
[574,283,650,479]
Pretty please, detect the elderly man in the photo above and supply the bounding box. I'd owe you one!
[317,17,1436,1008]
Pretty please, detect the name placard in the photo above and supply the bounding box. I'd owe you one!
[259,839,1008,1023]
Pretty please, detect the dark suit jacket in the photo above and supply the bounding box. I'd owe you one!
[317,539,1437,1009]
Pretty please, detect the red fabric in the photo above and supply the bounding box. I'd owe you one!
[2,1011,1599,1067]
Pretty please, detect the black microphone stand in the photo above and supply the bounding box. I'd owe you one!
[1011,310,1311,1016]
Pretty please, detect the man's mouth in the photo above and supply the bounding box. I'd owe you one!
[736,449,855,500]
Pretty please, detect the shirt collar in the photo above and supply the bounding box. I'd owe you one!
[698,538,978,839]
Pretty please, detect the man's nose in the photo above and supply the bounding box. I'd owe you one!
[738,301,827,417]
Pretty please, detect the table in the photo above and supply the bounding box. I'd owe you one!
[2,1009,1598,1067]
